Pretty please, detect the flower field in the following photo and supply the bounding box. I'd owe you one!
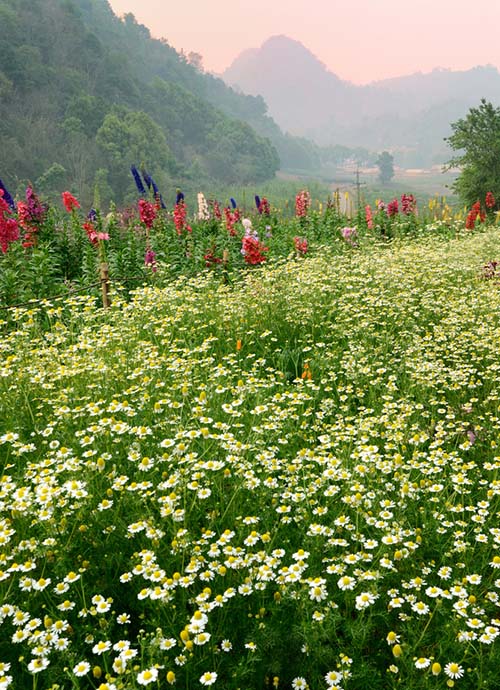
[2,206,500,688]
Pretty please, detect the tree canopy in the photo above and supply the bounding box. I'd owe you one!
[446,99,500,208]
[0,0,284,206]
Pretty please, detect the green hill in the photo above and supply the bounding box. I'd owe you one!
[0,0,300,205]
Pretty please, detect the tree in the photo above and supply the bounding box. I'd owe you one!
[376,151,394,184]
[445,99,500,208]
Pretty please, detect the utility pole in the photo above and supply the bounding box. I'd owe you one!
[355,166,366,211]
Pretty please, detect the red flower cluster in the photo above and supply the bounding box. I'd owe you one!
[486,191,496,209]
[401,193,417,215]
[173,200,192,235]
[210,199,222,220]
[294,236,308,255]
[224,207,240,236]
[258,197,270,215]
[241,236,268,264]
[139,199,157,229]
[61,191,80,213]
[82,221,109,246]
[466,201,485,230]
[295,190,311,217]
[0,189,20,253]
[387,199,399,217]
[16,186,47,248]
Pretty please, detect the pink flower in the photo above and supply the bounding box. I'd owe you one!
[295,190,311,217]
[340,226,357,244]
[365,205,374,230]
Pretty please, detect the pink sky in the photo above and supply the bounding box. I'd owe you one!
[108,0,500,83]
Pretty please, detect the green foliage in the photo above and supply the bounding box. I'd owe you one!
[0,0,280,206]
[446,98,500,207]
[376,151,395,184]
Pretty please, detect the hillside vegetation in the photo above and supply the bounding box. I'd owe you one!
[0,0,297,205]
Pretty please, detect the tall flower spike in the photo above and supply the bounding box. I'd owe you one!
[176,190,185,204]
[255,195,261,210]
[0,178,16,211]
[230,197,237,209]
[143,169,166,208]
[141,169,153,190]
[130,166,147,196]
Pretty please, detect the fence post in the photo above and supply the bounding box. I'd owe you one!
[100,262,110,309]
[222,249,229,284]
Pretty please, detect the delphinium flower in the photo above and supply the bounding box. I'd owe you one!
[0,189,20,253]
[130,165,147,196]
[61,191,80,212]
[295,190,311,217]
[142,169,166,209]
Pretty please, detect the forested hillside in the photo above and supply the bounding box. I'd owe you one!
[0,0,309,205]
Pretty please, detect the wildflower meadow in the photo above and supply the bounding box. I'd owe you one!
[1,179,500,689]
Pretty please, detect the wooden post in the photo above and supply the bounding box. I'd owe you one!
[100,262,110,309]
[222,249,229,284]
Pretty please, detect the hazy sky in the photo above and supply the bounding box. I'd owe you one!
[108,0,500,83]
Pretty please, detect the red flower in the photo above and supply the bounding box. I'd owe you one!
[486,191,496,209]
[258,197,270,215]
[466,200,486,229]
[387,199,399,217]
[211,199,222,220]
[401,193,417,215]
[61,191,80,212]
[139,199,156,229]
[241,236,268,264]
[295,190,311,217]
[173,200,192,235]
[0,190,20,253]
[224,207,240,236]
[294,236,308,255]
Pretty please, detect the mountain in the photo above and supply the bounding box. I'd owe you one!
[224,35,500,166]
[0,1,318,206]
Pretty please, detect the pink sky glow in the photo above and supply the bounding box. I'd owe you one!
[108,0,500,84]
